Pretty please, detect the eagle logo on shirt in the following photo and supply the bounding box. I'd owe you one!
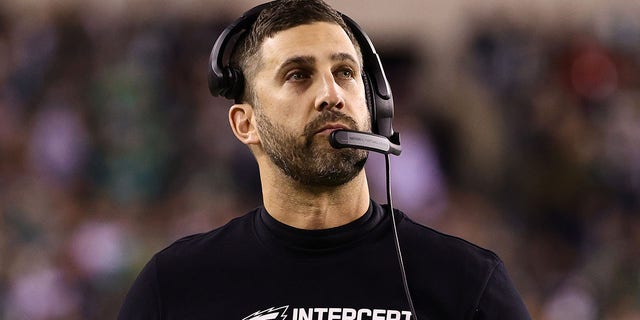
[242,306,288,320]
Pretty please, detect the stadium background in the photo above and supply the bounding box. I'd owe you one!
[0,0,639,319]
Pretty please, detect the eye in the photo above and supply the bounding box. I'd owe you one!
[285,70,311,82]
[335,67,355,80]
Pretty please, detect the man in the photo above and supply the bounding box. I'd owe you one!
[119,0,531,319]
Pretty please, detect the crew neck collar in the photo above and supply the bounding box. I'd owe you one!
[254,200,387,255]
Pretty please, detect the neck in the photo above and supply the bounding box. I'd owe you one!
[260,166,371,230]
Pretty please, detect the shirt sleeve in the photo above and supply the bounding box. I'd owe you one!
[474,261,531,320]
[118,255,162,320]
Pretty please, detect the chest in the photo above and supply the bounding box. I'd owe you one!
[159,243,412,319]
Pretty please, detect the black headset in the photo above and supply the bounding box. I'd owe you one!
[207,1,398,142]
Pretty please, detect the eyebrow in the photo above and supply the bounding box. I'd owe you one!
[277,55,316,75]
[276,52,360,75]
[330,52,359,66]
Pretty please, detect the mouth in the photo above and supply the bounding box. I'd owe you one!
[314,123,350,136]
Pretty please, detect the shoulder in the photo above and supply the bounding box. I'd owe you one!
[398,211,500,264]
[155,208,259,263]
[395,210,531,317]
[396,210,504,292]
[118,209,264,318]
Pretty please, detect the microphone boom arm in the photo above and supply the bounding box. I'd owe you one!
[329,129,401,156]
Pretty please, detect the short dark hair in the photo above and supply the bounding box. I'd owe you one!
[231,0,361,104]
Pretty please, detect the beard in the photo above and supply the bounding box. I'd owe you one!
[255,109,369,187]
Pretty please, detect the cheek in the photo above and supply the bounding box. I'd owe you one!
[355,95,371,125]
[260,107,306,137]
[258,87,313,119]
[351,82,370,115]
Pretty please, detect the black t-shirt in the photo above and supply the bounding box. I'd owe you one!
[119,201,530,319]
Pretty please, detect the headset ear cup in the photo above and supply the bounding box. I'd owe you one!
[209,65,245,102]
[362,72,378,135]
[208,3,268,101]
[226,66,245,102]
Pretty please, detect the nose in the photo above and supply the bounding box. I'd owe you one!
[315,73,344,111]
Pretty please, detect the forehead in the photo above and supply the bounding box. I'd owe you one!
[258,22,360,69]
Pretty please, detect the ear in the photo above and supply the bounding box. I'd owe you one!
[229,103,260,145]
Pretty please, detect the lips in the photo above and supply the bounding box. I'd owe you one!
[314,123,350,135]
[303,111,359,142]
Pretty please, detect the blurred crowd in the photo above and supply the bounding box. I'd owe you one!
[0,2,639,320]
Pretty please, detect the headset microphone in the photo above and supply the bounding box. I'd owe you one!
[329,130,401,156]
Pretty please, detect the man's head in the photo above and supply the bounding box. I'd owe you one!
[226,0,371,188]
